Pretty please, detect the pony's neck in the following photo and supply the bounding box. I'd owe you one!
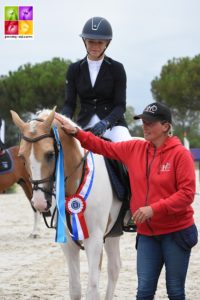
[59,130,84,196]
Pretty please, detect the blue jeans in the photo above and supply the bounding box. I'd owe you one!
[136,234,191,300]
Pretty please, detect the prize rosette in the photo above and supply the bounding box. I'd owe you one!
[66,195,86,214]
[66,195,89,240]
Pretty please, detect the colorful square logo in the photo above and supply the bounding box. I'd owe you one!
[4,6,34,39]
[19,6,33,20]
[19,21,33,35]
[5,21,18,35]
[5,6,18,21]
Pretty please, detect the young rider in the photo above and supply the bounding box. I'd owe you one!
[62,16,131,142]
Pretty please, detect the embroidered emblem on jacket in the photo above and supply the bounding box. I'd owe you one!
[160,162,171,172]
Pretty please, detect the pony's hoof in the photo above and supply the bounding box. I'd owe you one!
[29,233,40,239]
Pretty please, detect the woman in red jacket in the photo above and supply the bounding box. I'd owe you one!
[59,102,198,300]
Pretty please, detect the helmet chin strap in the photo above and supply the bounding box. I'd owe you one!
[83,38,110,59]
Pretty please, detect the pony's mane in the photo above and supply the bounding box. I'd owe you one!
[36,109,52,118]
[35,109,80,128]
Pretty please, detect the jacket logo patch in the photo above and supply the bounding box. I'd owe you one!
[160,162,171,172]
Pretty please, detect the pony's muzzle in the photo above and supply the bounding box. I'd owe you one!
[31,196,49,213]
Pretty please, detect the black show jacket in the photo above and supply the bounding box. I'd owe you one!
[62,56,128,129]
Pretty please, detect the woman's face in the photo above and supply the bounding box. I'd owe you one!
[85,39,108,60]
[142,120,170,146]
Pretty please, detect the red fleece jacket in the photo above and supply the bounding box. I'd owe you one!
[76,130,196,235]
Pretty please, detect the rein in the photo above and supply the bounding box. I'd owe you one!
[64,151,89,182]
[42,206,57,229]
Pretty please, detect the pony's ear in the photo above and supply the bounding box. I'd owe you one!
[42,106,57,131]
[10,110,27,132]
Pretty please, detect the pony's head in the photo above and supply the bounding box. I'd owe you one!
[11,107,57,212]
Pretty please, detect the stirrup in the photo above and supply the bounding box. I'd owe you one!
[123,210,137,233]
[123,223,137,233]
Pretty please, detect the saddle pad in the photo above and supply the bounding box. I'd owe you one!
[0,150,13,174]
[104,157,130,202]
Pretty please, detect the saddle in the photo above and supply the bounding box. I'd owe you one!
[104,157,137,236]
[0,149,13,174]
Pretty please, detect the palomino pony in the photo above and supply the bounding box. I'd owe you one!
[11,107,123,300]
[0,145,40,238]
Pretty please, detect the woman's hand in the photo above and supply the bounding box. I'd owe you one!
[132,206,154,224]
[54,113,78,135]
[61,124,78,135]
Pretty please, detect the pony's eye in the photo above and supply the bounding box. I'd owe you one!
[18,154,25,161]
[45,151,55,162]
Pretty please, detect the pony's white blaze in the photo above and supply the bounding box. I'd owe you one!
[30,146,47,212]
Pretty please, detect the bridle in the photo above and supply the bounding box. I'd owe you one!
[22,131,56,200]
[21,117,88,219]
[21,117,57,213]
[21,117,90,248]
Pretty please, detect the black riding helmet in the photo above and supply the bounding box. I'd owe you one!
[80,16,113,40]
[80,17,112,58]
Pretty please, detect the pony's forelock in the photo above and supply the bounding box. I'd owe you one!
[36,109,81,129]
[27,109,51,134]
[29,121,37,134]
[36,109,52,118]
[57,113,80,128]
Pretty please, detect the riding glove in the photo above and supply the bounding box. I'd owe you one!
[90,120,110,136]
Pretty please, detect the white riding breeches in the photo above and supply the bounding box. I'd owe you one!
[103,126,131,142]
[83,114,132,142]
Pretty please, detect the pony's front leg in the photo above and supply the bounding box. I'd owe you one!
[84,233,104,300]
[61,239,81,300]
[29,211,41,238]
[104,236,121,300]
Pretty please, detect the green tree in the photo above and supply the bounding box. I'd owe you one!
[151,54,200,147]
[151,55,200,111]
[0,57,71,119]
[125,106,143,137]
[0,57,71,146]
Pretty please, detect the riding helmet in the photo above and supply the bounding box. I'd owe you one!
[80,17,113,40]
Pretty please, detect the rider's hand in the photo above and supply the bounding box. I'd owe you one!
[90,120,109,137]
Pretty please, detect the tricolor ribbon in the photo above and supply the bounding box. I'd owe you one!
[53,126,67,243]
[66,151,94,241]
